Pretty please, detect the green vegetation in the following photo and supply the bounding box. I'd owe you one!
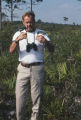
[0,21,81,120]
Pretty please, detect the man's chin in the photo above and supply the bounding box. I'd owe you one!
[26,28,35,32]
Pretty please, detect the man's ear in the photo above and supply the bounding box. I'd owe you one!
[23,21,24,25]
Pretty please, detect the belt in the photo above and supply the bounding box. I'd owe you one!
[21,62,43,68]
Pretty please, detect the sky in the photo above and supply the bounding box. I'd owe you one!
[2,0,81,25]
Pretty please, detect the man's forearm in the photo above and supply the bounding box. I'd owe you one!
[9,41,18,53]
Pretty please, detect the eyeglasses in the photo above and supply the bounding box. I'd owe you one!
[26,42,37,52]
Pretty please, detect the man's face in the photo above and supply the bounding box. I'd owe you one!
[23,16,35,32]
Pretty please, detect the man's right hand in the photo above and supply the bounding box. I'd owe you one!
[16,32,27,42]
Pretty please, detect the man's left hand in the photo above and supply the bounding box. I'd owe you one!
[37,35,46,43]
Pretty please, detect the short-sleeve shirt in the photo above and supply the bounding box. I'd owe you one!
[12,28,50,64]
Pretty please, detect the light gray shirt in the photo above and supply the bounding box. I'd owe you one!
[12,28,50,64]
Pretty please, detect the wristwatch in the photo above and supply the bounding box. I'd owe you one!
[14,40,18,44]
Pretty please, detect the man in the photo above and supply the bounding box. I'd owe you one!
[9,11,54,120]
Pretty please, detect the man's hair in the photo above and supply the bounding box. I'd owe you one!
[22,11,35,21]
